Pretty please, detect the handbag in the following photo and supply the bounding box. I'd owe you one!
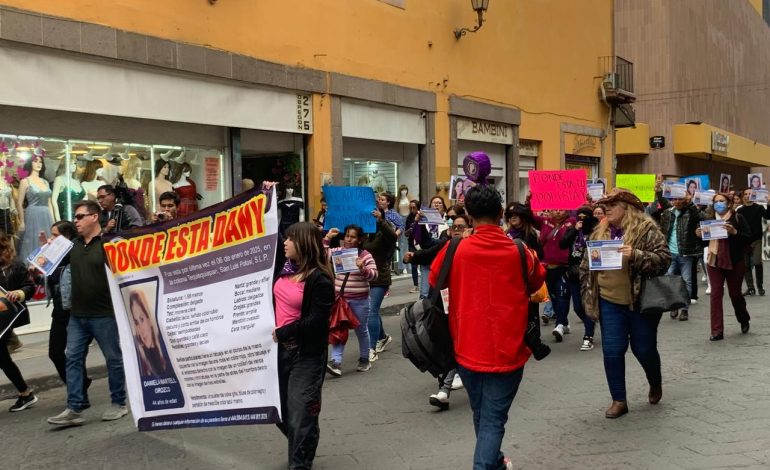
[639,274,689,315]
[328,273,360,345]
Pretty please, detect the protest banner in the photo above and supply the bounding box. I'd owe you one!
[692,190,715,206]
[104,188,280,432]
[323,186,376,233]
[615,174,656,202]
[528,170,587,210]
[662,181,687,199]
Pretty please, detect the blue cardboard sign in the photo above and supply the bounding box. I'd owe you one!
[323,186,377,233]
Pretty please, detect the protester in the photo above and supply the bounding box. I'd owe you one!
[0,233,37,412]
[560,205,598,351]
[151,191,179,223]
[411,196,449,299]
[378,191,403,275]
[272,222,334,469]
[593,205,606,221]
[404,199,421,293]
[45,220,92,392]
[654,192,703,320]
[48,200,128,426]
[504,203,543,258]
[696,194,752,341]
[323,224,378,376]
[313,197,327,231]
[430,185,545,469]
[737,188,770,296]
[580,190,671,419]
[363,207,398,361]
[97,184,143,232]
[406,213,472,410]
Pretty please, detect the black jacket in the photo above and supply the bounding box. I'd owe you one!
[274,269,334,355]
[0,261,36,329]
[737,203,770,242]
[719,212,753,265]
[659,202,703,257]
[363,219,398,287]
[410,230,451,267]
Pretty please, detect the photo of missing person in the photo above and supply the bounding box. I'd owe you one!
[686,179,699,197]
[719,174,731,193]
[127,288,169,377]
[590,249,601,266]
[450,176,465,201]
[749,173,764,190]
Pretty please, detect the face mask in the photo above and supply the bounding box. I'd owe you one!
[714,202,728,214]
[445,218,454,227]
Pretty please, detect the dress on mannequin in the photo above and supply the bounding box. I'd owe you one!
[52,162,85,221]
[18,181,54,262]
[278,188,304,236]
[173,164,199,218]
[81,160,104,201]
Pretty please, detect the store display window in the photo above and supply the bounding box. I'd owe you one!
[343,160,399,195]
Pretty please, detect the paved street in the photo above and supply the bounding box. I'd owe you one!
[3,274,770,469]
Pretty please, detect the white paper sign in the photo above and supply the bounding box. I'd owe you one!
[749,189,769,204]
[27,235,74,276]
[700,220,728,240]
[662,182,687,199]
[419,208,445,225]
[692,191,714,206]
[331,248,360,274]
[587,240,624,271]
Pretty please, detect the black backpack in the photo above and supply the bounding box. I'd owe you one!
[400,237,461,378]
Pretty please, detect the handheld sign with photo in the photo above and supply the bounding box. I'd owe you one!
[587,240,624,271]
[528,169,587,211]
[662,181,687,199]
[700,220,728,241]
[692,191,714,206]
[331,248,360,274]
[323,186,377,233]
[680,175,709,196]
[418,208,445,225]
[587,183,605,202]
[27,235,74,276]
[749,189,769,204]
[718,174,732,193]
[748,173,764,190]
[615,174,656,203]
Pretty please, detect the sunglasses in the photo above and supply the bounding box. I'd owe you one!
[74,213,96,220]
[452,224,468,230]
[447,215,457,221]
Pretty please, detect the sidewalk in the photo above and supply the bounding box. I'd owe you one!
[0,274,420,397]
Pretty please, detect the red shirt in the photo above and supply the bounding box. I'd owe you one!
[430,225,546,373]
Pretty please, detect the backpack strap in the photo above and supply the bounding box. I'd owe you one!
[513,239,530,293]
[430,237,462,304]
[339,273,351,297]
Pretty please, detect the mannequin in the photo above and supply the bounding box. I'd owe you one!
[278,187,304,236]
[17,155,54,262]
[172,162,199,218]
[52,160,85,221]
[397,184,413,217]
[369,169,389,194]
[0,155,16,236]
[81,160,104,201]
[119,156,146,220]
[153,159,173,210]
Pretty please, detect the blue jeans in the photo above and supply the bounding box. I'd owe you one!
[367,286,388,348]
[419,265,431,300]
[545,267,570,327]
[667,254,696,308]
[66,315,126,411]
[566,276,595,337]
[331,297,370,363]
[458,365,524,470]
[599,299,662,401]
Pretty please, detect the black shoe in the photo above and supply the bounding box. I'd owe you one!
[709,334,724,341]
[759,288,766,296]
[9,393,38,412]
[670,310,679,319]
[541,315,550,326]
[678,310,689,321]
[741,322,750,334]
[743,288,756,296]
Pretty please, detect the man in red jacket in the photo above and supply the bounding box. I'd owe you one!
[430,185,546,470]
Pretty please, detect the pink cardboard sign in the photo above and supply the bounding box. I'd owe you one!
[528,169,588,210]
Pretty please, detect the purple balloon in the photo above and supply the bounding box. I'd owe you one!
[462,151,491,186]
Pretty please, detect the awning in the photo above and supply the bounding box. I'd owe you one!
[673,123,770,167]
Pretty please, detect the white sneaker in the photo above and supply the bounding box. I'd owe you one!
[429,391,449,410]
[701,274,707,282]
[375,335,392,353]
[706,286,711,295]
[552,324,565,342]
[580,336,594,351]
[450,374,464,390]
[101,404,128,421]
[690,299,697,305]
[48,408,85,426]
[369,349,378,362]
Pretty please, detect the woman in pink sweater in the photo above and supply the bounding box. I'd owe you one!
[323,224,378,376]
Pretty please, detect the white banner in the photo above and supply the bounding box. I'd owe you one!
[104,188,280,431]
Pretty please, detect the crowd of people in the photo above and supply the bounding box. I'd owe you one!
[1,168,768,470]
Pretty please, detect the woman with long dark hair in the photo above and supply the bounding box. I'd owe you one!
[273,221,334,469]
[0,232,37,411]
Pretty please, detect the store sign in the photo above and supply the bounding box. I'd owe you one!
[296,95,312,132]
[650,136,665,149]
[572,135,598,154]
[457,118,514,145]
[711,131,729,153]
[205,157,220,191]
[519,140,539,157]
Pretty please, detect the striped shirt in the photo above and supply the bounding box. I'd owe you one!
[328,247,378,299]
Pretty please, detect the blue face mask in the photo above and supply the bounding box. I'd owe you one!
[714,201,728,214]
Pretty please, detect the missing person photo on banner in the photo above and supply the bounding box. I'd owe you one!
[748,173,764,190]
[692,190,715,206]
[331,248,360,274]
[104,187,281,432]
[662,181,687,199]
[749,189,769,204]
[587,240,623,271]
[719,174,732,193]
[700,220,728,241]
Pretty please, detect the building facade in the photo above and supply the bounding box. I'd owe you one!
[615,0,770,188]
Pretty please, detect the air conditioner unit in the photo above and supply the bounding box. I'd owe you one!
[603,73,619,90]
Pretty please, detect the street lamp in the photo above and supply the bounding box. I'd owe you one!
[454,0,490,39]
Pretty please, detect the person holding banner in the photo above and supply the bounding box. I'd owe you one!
[737,189,770,296]
[696,194,753,341]
[0,233,38,412]
[580,190,671,418]
[323,224,378,376]
[412,196,449,300]
[273,221,335,469]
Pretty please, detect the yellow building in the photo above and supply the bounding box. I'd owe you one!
[0,0,616,219]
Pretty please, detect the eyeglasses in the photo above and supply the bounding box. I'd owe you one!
[447,215,457,221]
[452,224,468,230]
[74,213,96,220]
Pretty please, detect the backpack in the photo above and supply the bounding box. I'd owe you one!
[400,237,461,378]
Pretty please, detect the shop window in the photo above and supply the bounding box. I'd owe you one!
[242,153,303,201]
[565,155,599,179]
[343,160,399,195]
